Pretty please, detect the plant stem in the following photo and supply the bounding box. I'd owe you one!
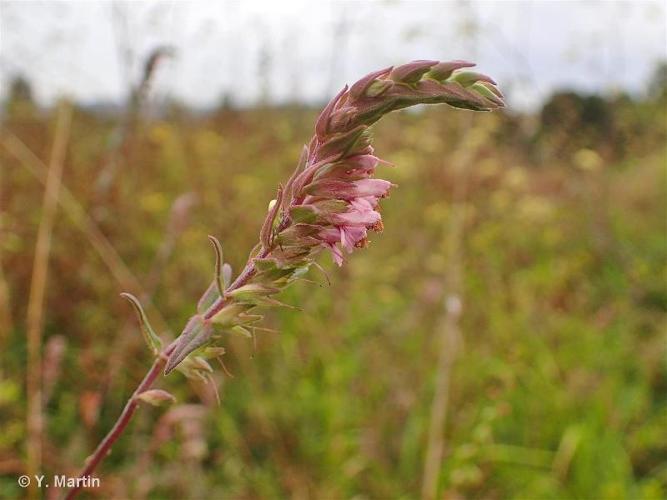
[202,247,271,321]
[66,183,281,498]
[64,342,176,500]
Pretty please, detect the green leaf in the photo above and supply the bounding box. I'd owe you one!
[235,313,264,326]
[471,82,505,107]
[289,205,318,224]
[210,303,256,327]
[227,283,280,302]
[164,315,214,375]
[120,292,163,355]
[200,346,226,359]
[230,325,253,338]
[176,355,213,381]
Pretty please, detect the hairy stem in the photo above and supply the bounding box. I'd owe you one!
[64,342,176,500]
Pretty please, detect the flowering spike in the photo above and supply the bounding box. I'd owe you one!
[120,292,162,355]
[166,59,503,375]
[207,235,225,297]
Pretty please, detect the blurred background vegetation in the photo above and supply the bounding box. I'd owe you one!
[1,1,666,499]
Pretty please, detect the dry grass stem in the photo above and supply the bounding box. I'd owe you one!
[25,103,72,497]
[2,133,170,335]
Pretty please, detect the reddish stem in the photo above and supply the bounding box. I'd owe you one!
[66,143,317,499]
[64,342,176,500]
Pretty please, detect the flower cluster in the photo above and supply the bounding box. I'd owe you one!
[163,59,504,375]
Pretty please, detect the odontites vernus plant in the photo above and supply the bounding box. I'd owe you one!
[66,59,503,499]
[165,59,504,374]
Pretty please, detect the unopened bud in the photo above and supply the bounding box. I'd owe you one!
[365,80,393,98]
[136,389,176,406]
[450,71,497,88]
[389,60,438,83]
[426,60,475,81]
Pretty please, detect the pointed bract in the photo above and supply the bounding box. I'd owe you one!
[164,315,214,374]
[389,60,438,83]
[120,292,163,355]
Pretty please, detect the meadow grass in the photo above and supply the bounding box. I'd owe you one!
[1,87,665,498]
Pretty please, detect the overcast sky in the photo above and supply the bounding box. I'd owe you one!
[1,0,665,110]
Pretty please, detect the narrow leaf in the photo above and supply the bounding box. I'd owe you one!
[120,292,163,355]
[208,235,225,297]
[164,315,214,375]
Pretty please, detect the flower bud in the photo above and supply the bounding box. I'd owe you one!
[136,389,176,407]
[426,60,475,81]
[450,71,497,87]
[348,66,392,100]
[389,60,438,83]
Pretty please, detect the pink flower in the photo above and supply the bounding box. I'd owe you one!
[315,154,381,181]
[320,226,369,266]
[330,198,380,226]
[323,241,344,266]
[318,197,384,265]
[304,178,393,200]
[352,179,393,198]
[340,225,367,252]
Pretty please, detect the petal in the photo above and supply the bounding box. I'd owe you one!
[340,226,367,252]
[352,179,393,198]
[323,242,344,266]
[318,227,341,244]
[331,207,381,227]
